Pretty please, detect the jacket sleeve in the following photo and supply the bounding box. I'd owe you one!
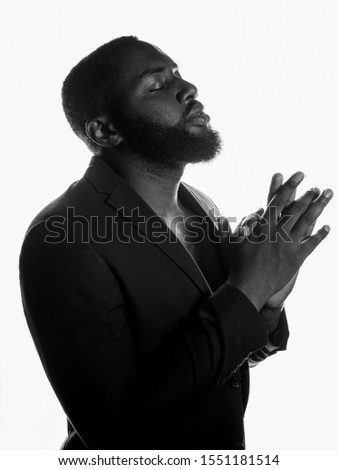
[197,198,290,369]
[248,308,289,367]
[20,221,269,449]
[224,307,289,371]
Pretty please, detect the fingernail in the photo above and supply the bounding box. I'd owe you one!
[324,225,331,233]
[323,188,334,199]
[293,171,304,183]
[311,187,320,195]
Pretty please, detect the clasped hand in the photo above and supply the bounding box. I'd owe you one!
[226,172,333,312]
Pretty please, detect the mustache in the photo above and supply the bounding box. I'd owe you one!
[183,101,204,119]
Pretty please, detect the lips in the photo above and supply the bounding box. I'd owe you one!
[185,111,210,126]
[185,104,210,126]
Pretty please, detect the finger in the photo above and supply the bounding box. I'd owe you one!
[267,173,283,204]
[256,207,265,217]
[241,208,264,222]
[235,214,247,228]
[292,188,333,240]
[286,188,297,206]
[302,220,316,240]
[279,187,320,232]
[265,171,305,222]
[302,192,320,238]
[232,216,246,239]
[288,186,319,207]
[237,216,256,237]
[300,225,331,259]
[240,208,264,236]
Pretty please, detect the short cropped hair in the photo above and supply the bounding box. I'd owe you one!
[62,36,138,152]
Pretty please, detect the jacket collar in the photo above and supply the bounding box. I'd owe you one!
[84,156,214,296]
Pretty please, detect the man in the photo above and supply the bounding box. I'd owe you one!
[19,36,333,450]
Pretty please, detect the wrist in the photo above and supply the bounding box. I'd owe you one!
[226,278,269,312]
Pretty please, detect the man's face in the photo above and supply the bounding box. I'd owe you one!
[106,41,222,168]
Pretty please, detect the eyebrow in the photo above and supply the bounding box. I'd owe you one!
[137,64,179,80]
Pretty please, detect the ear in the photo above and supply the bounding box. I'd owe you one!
[86,115,123,148]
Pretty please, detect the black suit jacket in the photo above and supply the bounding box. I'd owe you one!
[19,156,289,450]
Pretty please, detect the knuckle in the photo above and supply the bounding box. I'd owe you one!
[287,179,298,189]
[303,213,314,225]
[293,200,307,213]
[306,189,316,198]
[304,191,317,204]
[318,195,329,206]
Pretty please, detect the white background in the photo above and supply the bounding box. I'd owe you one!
[0,0,337,450]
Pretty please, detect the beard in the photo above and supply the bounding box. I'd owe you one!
[115,110,223,170]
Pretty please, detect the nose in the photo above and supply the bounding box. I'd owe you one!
[176,78,198,103]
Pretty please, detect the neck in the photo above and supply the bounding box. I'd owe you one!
[100,151,185,218]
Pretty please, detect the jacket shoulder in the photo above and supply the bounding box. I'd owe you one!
[182,182,222,218]
[25,177,93,237]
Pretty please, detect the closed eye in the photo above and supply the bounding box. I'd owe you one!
[149,83,165,92]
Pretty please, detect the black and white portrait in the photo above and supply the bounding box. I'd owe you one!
[1,0,337,455]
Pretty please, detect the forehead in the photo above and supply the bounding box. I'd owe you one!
[113,41,176,82]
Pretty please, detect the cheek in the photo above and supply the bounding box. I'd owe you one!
[135,98,183,126]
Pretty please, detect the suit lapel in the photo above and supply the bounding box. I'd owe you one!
[84,156,213,296]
